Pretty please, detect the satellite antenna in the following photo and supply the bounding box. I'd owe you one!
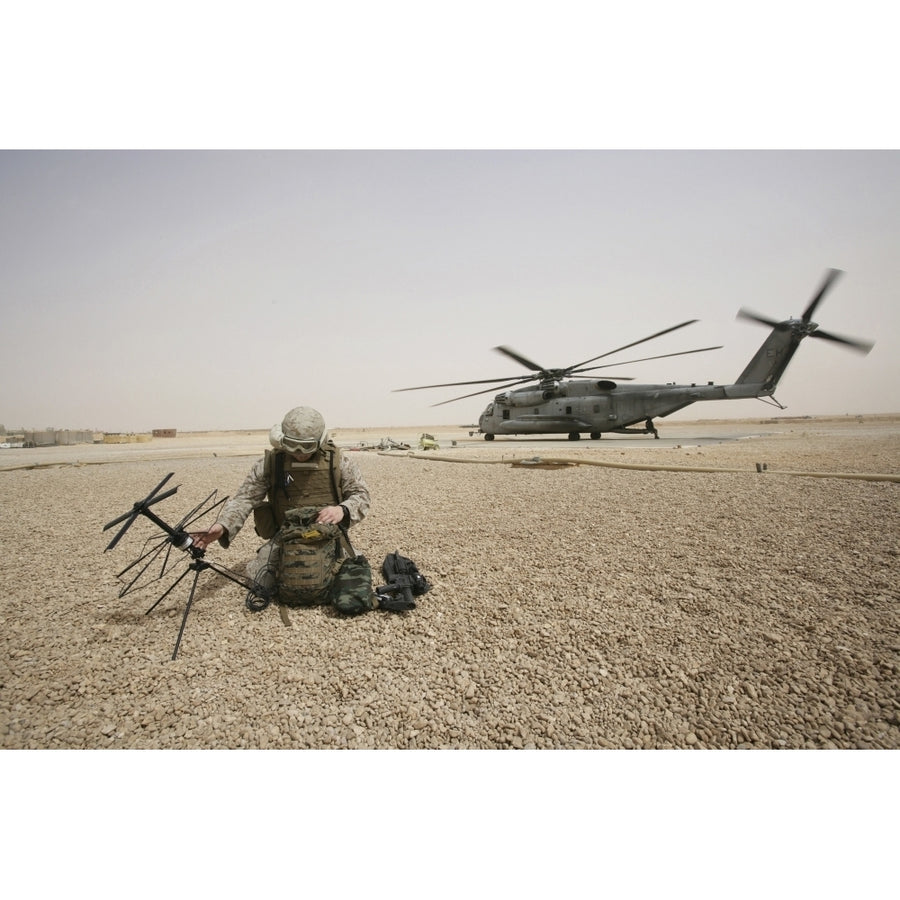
[103,473,271,659]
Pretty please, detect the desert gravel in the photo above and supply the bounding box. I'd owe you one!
[1,418,898,749]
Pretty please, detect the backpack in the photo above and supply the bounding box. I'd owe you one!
[273,506,376,614]
[274,507,342,606]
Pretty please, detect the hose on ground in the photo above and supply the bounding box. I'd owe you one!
[378,452,900,483]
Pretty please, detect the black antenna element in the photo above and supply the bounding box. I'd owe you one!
[103,473,272,659]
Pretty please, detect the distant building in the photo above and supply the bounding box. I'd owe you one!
[55,430,95,445]
[102,433,152,444]
[22,429,95,447]
[152,429,177,438]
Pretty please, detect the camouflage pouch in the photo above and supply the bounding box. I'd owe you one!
[253,502,277,539]
[331,555,376,616]
[275,507,341,607]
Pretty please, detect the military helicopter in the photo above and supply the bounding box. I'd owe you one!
[395,269,874,440]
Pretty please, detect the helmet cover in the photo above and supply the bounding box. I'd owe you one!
[271,406,326,453]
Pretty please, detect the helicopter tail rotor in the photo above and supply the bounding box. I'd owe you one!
[807,329,874,354]
[802,267,842,323]
[735,269,874,388]
[737,268,873,355]
[736,309,781,329]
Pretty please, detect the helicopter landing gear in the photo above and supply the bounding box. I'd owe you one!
[646,418,659,439]
[590,431,601,440]
[567,432,581,441]
[484,433,494,441]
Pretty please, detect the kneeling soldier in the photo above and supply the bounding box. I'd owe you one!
[192,406,407,614]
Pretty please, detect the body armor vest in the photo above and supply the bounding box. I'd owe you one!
[263,443,343,527]
[253,441,343,541]
[258,444,347,606]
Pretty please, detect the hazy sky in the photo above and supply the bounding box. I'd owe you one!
[2,149,897,432]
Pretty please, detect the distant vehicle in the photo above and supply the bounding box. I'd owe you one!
[418,433,441,450]
[396,269,873,440]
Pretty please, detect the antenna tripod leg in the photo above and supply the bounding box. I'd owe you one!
[171,566,204,660]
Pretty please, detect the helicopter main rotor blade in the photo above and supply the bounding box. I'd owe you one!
[393,374,539,393]
[493,346,547,373]
[568,320,698,372]
[570,345,724,375]
[803,268,843,322]
[428,377,537,407]
[809,328,874,354]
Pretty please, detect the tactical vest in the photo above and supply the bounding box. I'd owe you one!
[254,443,343,538]
[259,443,347,607]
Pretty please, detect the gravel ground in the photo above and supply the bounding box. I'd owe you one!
[2,418,898,749]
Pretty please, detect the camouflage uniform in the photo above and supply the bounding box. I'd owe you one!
[215,450,371,607]
[216,452,370,543]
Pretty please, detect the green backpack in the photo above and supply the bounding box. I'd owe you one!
[274,506,374,614]
[274,507,341,606]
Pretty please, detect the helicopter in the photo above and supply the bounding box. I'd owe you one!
[395,269,874,440]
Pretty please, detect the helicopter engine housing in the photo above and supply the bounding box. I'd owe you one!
[496,382,564,407]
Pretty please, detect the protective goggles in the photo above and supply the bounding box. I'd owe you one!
[281,435,320,454]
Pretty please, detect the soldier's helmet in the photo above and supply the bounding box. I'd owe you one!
[270,406,326,454]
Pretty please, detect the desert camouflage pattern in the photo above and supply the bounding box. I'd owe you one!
[246,524,375,614]
[275,507,341,606]
[263,446,341,530]
[216,449,370,547]
[330,555,376,615]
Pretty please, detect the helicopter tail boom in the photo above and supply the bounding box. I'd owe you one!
[734,321,802,393]
[733,268,872,397]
